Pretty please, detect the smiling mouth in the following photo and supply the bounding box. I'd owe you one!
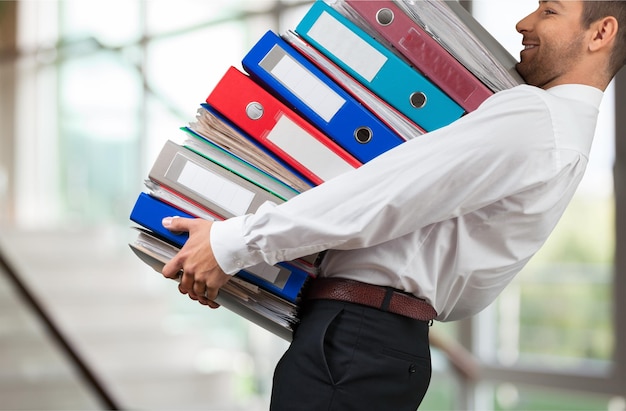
[520,44,538,57]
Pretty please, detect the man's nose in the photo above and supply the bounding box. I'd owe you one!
[516,11,535,34]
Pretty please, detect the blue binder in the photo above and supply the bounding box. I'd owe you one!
[241,30,406,164]
[129,192,310,303]
[130,192,194,246]
[295,1,465,132]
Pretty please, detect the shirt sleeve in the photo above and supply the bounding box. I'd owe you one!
[211,86,559,275]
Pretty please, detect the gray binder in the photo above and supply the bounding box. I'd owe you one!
[149,140,283,219]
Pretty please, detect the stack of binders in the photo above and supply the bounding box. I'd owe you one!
[128,0,523,341]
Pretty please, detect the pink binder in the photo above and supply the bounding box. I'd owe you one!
[344,0,493,112]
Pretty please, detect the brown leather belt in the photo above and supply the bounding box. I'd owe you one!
[304,277,437,322]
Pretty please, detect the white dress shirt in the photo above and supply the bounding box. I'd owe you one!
[211,84,603,321]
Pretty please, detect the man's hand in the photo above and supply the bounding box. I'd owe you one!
[161,217,231,309]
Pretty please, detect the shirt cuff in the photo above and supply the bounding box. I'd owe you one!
[210,215,260,275]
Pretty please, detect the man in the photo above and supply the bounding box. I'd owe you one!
[161,1,625,410]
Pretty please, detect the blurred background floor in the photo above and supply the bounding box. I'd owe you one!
[0,225,286,410]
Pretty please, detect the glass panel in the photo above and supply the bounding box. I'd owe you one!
[420,373,458,410]
[60,0,142,47]
[160,290,290,408]
[495,201,614,367]
[57,52,142,224]
[146,0,277,36]
[13,1,60,227]
[279,2,314,32]
[471,0,536,58]
[481,382,623,411]
[145,23,249,118]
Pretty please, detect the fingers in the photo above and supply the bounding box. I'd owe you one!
[159,217,224,309]
[183,290,221,308]
[177,268,222,306]
[177,268,197,295]
[196,295,221,309]
[192,279,206,298]
[179,272,219,301]
[162,216,194,232]
[179,289,221,309]
[162,258,183,279]
[160,217,199,279]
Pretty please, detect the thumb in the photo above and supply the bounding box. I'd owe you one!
[162,216,194,233]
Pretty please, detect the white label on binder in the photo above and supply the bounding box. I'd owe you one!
[307,11,387,82]
[245,262,281,285]
[267,115,356,181]
[177,160,254,216]
[265,46,345,122]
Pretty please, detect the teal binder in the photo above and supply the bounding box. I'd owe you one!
[295,1,465,132]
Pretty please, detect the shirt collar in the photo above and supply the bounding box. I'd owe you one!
[545,84,604,109]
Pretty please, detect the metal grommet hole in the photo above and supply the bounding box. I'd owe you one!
[376,8,394,26]
[246,102,264,120]
[354,126,372,144]
[410,92,427,109]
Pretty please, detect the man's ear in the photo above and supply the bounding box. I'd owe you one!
[589,16,619,53]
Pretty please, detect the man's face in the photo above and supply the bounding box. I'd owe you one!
[515,1,588,88]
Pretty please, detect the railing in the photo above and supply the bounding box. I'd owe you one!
[0,246,120,410]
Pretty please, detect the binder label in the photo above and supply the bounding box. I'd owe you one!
[260,45,345,123]
[170,154,255,216]
[306,11,387,82]
[246,262,281,285]
[267,115,356,181]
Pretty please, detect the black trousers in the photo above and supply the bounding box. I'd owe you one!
[270,299,432,411]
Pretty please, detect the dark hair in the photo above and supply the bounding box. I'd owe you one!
[582,1,626,76]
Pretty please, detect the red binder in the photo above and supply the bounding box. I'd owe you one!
[344,0,492,113]
[206,66,361,186]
